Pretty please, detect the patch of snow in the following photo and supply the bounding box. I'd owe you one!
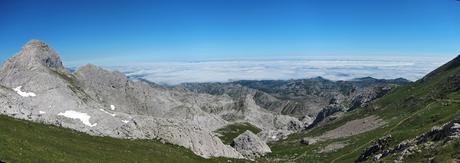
[13,86,36,97]
[271,135,277,139]
[57,110,97,127]
[99,109,116,117]
[121,120,129,124]
[110,105,116,110]
[39,111,46,114]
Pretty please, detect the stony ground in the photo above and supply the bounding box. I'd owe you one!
[318,115,386,140]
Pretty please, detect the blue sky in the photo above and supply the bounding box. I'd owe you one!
[1,0,459,63]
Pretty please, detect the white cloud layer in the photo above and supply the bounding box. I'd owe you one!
[79,56,452,85]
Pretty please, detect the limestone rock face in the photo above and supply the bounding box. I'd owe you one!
[1,40,64,73]
[74,64,231,131]
[232,130,271,160]
[0,40,243,159]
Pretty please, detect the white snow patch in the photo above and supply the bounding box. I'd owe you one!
[110,105,116,110]
[271,135,277,139]
[39,111,46,114]
[13,86,36,97]
[57,110,97,127]
[99,109,116,117]
[121,120,129,124]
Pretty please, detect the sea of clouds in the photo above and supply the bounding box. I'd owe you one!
[71,56,452,85]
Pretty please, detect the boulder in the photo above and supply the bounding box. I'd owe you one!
[300,137,318,145]
[355,135,392,162]
[231,130,271,160]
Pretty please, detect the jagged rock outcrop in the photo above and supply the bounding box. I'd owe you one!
[307,104,345,129]
[231,130,271,160]
[348,85,392,111]
[0,40,64,75]
[355,135,392,162]
[300,137,318,145]
[355,115,460,162]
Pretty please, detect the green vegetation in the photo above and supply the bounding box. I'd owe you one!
[260,57,460,162]
[215,122,262,144]
[0,114,242,163]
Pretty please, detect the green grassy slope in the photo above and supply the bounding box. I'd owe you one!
[0,114,243,163]
[262,55,460,162]
[215,122,262,145]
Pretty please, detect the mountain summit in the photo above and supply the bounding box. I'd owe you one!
[1,39,64,73]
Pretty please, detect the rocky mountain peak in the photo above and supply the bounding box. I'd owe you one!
[1,39,64,72]
[23,39,48,49]
[75,64,101,73]
[75,64,127,82]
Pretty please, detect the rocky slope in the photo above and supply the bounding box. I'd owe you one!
[0,40,318,160]
[0,40,243,159]
[180,76,409,130]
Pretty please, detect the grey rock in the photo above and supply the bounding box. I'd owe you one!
[307,104,345,129]
[355,135,392,162]
[373,153,382,161]
[300,137,318,145]
[257,129,292,142]
[232,130,271,160]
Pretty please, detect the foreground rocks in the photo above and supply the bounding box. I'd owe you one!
[355,116,460,162]
[355,135,392,162]
[232,130,271,160]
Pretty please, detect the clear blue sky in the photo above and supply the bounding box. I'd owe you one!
[1,0,459,63]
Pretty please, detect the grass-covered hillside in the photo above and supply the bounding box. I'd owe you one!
[261,55,460,162]
[0,114,246,163]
